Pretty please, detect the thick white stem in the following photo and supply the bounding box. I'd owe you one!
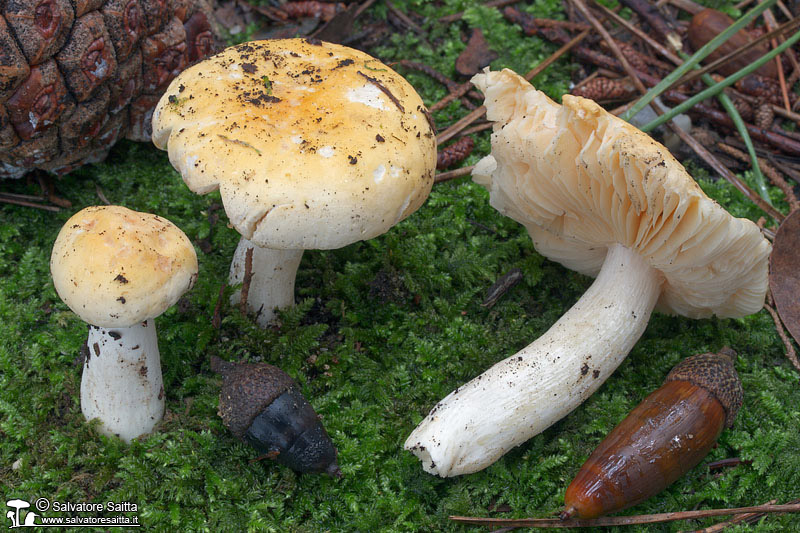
[405,244,663,477]
[81,319,164,442]
[229,237,304,327]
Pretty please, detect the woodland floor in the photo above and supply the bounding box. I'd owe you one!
[2,0,800,531]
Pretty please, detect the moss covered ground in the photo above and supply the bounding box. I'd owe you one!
[2,1,800,531]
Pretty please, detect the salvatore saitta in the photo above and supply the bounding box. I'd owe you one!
[50,501,139,512]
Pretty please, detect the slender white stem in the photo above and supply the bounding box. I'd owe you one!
[405,244,663,477]
[81,319,164,442]
[229,237,304,327]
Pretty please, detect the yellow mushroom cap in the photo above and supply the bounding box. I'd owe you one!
[50,206,199,327]
[152,38,437,250]
[472,68,770,318]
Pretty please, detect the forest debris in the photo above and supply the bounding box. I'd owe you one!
[621,0,682,48]
[455,28,499,77]
[755,103,775,129]
[437,137,475,170]
[571,77,638,101]
[385,1,429,45]
[481,268,523,308]
[429,81,476,113]
[436,24,590,145]
[312,0,375,43]
[716,142,799,211]
[0,193,61,212]
[689,499,782,533]
[769,209,800,364]
[764,300,800,373]
[438,0,521,24]
[687,9,777,78]
[275,2,345,22]
[706,457,752,470]
[212,281,226,329]
[450,502,800,528]
[239,247,254,316]
[435,165,474,184]
[736,74,796,107]
[762,8,791,111]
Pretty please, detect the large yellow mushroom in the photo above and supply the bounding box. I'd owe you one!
[152,39,436,325]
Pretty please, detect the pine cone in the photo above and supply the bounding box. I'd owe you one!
[572,77,637,102]
[754,103,774,130]
[736,74,796,108]
[0,0,221,178]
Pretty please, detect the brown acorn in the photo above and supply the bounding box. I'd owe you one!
[210,356,342,477]
[0,0,221,178]
[562,348,743,520]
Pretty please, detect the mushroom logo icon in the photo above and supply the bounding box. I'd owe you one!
[5,499,38,528]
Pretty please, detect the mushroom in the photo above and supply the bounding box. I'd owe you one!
[151,39,436,326]
[5,500,30,528]
[51,205,198,442]
[404,69,771,477]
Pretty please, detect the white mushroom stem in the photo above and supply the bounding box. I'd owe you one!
[81,319,164,443]
[405,243,663,477]
[229,237,305,327]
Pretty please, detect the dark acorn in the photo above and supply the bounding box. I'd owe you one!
[562,348,743,520]
[210,356,342,477]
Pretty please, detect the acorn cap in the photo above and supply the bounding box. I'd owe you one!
[665,348,743,428]
[152,38,437,251]
[50,205,198,327]
[471,68,771,319]
[210,356,295,439]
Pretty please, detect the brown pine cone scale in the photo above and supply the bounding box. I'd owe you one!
[0,0,220,178]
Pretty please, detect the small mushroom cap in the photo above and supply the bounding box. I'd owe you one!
[152,38,436,250]
[51,205,199,327]
[472,69,770,318]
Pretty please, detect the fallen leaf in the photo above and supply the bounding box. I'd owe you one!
[769,209,800,345]
[313,3,361,43]
[455,28,499,77]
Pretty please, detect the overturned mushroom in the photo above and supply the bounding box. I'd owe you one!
[51,206,198,442]
[404,69,770,477]
[152,38,436,326]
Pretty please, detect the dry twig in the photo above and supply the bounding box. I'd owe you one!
[0,194,61,212]
[451,503,800,528]
[212,281,226,329]
[716,142,800,211]
[239,248,254,316]
[686,499,780,533]
[435,165,475,183]
[762,9,791,111]
[594,1,682,65]
[764,300,800,373]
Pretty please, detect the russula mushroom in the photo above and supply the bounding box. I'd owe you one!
[51,205,198,442]
[404,68,771,477]
[151,38,436,326]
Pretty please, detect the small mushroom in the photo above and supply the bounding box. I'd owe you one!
[50,205,198,442]
[404,69,771,477]
[152,38,436,326]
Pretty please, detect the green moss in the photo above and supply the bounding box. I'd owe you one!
[2,1,799,532]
